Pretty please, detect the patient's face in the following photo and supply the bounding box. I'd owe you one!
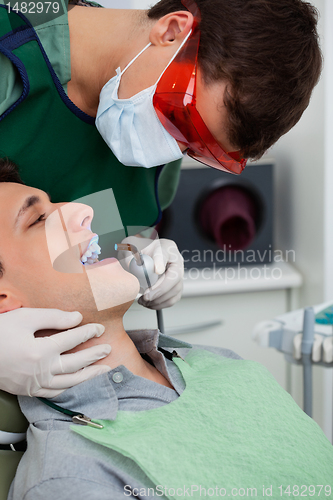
[0,183,139,318]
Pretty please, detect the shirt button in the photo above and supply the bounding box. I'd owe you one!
[112,372,123,383]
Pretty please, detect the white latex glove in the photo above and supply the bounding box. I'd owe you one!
[0,308,112,397]
[117,236,184,310]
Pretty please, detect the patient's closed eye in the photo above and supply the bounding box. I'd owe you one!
[29,213,46,227]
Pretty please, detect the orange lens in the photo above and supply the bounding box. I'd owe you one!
[153,0,247,174]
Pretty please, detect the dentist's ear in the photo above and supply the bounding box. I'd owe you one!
[0,290,23,313]
[149,11,193,47]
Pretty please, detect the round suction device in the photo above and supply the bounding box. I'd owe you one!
[196,182,263,251]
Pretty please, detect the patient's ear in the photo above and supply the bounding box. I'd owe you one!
[0,291,23,313]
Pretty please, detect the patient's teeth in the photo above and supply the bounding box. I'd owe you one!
[91,243,101,254]
[80,238,102,265]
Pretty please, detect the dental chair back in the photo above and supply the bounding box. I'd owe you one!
[0,391,28,500]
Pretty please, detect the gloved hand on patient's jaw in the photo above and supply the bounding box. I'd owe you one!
[0,308,111,397]
[117,236,184,310]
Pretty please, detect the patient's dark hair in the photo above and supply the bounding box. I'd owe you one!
[0,158,23,184]
[0,158,23,277]
[148,0,323,159]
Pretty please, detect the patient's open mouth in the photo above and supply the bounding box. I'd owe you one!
[80,235,101,265]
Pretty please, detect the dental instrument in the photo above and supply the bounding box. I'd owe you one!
[301,308,315,418]
[115,244,165,333]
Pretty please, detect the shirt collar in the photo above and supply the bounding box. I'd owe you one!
[18,330,191,425]
[128,329,192,351]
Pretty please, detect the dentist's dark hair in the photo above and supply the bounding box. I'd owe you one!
[0,158,23,277]
[148,0,322,159]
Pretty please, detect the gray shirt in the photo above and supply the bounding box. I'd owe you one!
[8,331,242,500]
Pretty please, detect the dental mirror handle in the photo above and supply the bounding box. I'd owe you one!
[129,256,164,333]
[128,254,159,293]
[156,310,165,334]
[115,244,164,333]
[129,256,165,333]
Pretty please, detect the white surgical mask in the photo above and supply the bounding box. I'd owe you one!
[95,32,191,169]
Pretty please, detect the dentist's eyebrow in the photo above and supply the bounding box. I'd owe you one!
[15,193,51,228]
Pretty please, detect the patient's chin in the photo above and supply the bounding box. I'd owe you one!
[83,300,135,324]
[85,263,140,312]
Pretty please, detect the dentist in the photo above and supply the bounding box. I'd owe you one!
[0,0,322,397]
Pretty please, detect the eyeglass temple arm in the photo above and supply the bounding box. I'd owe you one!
[180,0,202,23]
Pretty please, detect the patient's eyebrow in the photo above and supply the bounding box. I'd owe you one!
[15,193,50,228]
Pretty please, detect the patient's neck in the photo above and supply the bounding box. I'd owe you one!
[70,311,173,389]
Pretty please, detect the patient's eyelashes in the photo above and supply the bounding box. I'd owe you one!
[30,213,46,227]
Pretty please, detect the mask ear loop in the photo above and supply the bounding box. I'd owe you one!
[155,29,192,86]
[120,28,192,81]
[120,42,152,76]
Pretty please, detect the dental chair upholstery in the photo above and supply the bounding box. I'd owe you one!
[0,391,28,500]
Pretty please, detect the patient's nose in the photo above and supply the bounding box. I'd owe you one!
[61,203,94,233]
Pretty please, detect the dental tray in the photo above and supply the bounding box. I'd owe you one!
[315,304,333,324]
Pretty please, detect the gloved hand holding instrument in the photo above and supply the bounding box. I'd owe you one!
[116,236,184,333]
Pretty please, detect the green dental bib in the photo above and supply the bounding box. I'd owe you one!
[72,350,333,499]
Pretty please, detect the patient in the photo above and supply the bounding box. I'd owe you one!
[1,159,332,500]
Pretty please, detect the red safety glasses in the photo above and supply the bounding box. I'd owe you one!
[153,0,247,174]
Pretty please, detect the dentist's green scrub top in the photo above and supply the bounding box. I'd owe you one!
[0,0,181,227]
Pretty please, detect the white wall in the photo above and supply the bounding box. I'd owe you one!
[322,0,333,444]
[100,0,151,8]
[271,0,326,308]
[323,0,333,300]
[131,0,152,7]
